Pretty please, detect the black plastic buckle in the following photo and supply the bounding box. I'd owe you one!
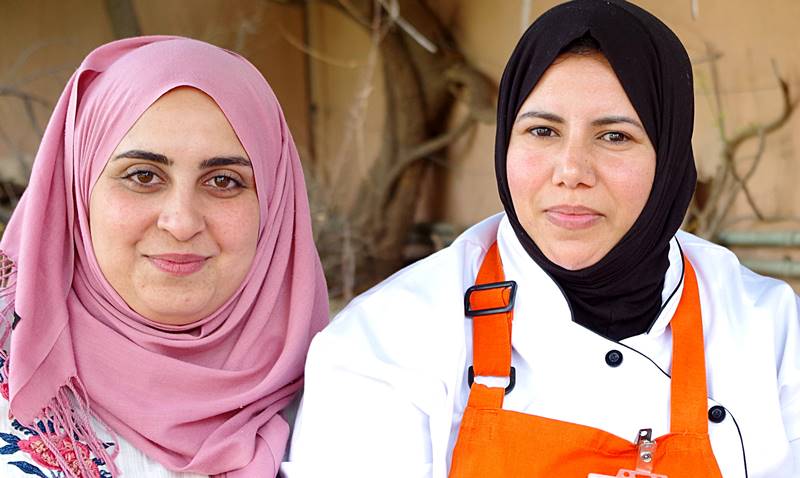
[463,280,517,317]
[467,365,516,394]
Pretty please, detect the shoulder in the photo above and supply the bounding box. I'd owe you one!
[677,230,798,316]
[327,214,501,329]
[677,231,799,390]
[678,232,800,446]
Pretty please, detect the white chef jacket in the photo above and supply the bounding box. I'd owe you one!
[283,213,800,478]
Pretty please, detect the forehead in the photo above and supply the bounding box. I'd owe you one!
[123,87,230,138]
[521,54,635,113]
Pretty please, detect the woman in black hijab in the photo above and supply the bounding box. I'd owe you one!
[285,2,800,477]
[497,0,697,342]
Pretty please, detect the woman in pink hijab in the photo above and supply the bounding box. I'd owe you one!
[0,36,328,477]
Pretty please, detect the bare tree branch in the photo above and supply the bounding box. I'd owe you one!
[0,86,51,177]
[705,42,727,141]
[723,61,798,157]
[386,116,475,183]
[277,23,363,68]
[697,58,797,238]
[272,0,498,295]
[734,127,767,220]
[711,127,766,234]
[0,87,49,107]
[377,0,437,53]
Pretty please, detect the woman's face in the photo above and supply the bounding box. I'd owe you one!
[90,87,260,326]
[507,53,656,270]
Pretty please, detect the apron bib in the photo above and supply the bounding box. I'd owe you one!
[449,243,723,478]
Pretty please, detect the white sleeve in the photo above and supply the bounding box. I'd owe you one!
[777,291,800,445]
[280,323,438,478]
[280,239,480,478]
[792,439,800,473]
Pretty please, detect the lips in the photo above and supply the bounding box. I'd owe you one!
[544,204,603,230]
[146,253,209,276]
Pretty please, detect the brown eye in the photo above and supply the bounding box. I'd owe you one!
[135,171,155,184]
[214,176,232,189]
[529,127,555,137]
[601,131,629,143]
[205,174,243,191]
[121,168,164,189]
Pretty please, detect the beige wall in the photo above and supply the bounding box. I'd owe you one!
[1,0,112,181]
[0,0,309,182]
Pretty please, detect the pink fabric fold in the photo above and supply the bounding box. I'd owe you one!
[0,36,328,477]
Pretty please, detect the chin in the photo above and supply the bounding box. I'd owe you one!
[554,259,590,271]
[137,295,215,325]
[547,248,605,271]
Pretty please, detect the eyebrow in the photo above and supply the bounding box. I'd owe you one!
[113,150,251,169]
[113,149,171,165]
[591,115,645,131]
[199,156,251,169]
[516,110,645,131]
[516,110,564,124]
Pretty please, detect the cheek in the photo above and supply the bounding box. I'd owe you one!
[602,154,655,221]
[206,195,260,260]
[89,183,155,257]
[616,159,654,200]
[506,143,550,211]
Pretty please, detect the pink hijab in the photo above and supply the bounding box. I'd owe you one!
[0,36,328,476]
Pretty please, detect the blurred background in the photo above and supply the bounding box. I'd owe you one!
[2,0,799,306]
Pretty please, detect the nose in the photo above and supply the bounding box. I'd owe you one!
[156,186,205,241]
[551,138,596,189]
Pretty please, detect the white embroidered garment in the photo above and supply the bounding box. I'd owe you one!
[0,387,207,478]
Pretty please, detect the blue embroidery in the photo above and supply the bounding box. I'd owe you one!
[8,461,48,477]
[0,444,19,454]
[0,432,20,444]
[0,431,20,455]
[11,419,36,436]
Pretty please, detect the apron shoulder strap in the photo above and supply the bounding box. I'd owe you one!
[465,242,516,408]
[669,257,710,435]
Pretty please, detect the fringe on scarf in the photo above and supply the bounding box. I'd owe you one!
[35,378,120,477]
[0,252,121,478]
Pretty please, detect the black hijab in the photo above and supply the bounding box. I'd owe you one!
[496,0,696,341]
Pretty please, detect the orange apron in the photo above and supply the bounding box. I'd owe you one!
[449,243,723,478]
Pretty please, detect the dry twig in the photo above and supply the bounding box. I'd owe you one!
[691,49,798,238]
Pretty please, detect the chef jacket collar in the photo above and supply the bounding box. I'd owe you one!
[496,215,684,341]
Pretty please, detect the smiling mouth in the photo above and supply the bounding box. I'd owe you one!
[146,254,209,276]
[544,205,603,230]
